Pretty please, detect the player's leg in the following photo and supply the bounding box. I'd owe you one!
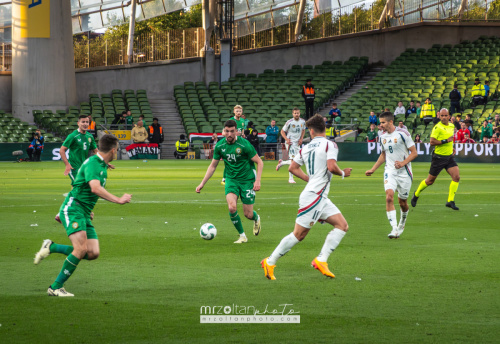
[445,165,460,210]
[287,144,298,183]
[226,190,246,243]
[396,175,411,236]
[85,219,100,260]
[384,176,399,237]
[412,173,438,207]
[241,182,260,236]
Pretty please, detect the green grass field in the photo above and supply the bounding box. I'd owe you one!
[0,160,499,343]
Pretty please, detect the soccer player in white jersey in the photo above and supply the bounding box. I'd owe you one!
[365,112,418,238]
[276,108,306,183]
[262,114,352,280]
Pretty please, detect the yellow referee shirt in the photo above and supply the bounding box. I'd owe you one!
[431,122,455,155]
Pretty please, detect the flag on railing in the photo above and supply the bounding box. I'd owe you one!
[126,143,159,159]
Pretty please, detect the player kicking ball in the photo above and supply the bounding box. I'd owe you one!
[34,135,132,297]
[196,120,264,243]
[276,108,306,183]
[262,114,352,280]
[365,112,418,239]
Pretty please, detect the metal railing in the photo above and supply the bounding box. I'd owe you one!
[0,42,11,71]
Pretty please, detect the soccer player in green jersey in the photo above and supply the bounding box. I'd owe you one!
[221,105,247,186]
[34,134,132,297]
[196,120,264,243]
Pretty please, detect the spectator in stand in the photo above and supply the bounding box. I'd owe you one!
[491,128,500,142]
[433,109,441,124]
[394,101,406,117]
[377,123,385,142]
[414,134,422,143]
[420,98,436,124]
[456,122,470,142]
[148,118,164,151]
[480,120,494,141]
[245,128,261,157]
[397,120,408,131]
[484,80,490,99]
[366,123,378,142]
[87,115,97,138]
[416,101,422,118]
[481,136,490,143]
[302,79,315,120]
[131,120,148,143]
[208,133,218,146]
[368,111,379,125]
[464,120,474,136]
[138,115,147,128]
[449,84,462,115]
[406,101,416,117]
[329,103,341,123]
[461,132,475,143]
[174,134,189,159]
[493,114,500,130]
[465,114,472,123]
[451,116,461,130]
[471,78,486,106]
[112,110,127,128]
[27,130,44,161]
[124,110,134,129]
[265,119,279,156]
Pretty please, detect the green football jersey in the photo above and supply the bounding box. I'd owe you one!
[66,154,108,214]
[62,130,97,171]
[230,116,247,133]
[213,136,257,181]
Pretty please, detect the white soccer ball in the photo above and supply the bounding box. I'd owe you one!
[200,223,217,240]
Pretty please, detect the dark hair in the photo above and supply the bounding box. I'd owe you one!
[485,80,490,84]
[332,103,337,106]
[139,115,145,119]
[224,119,237,128]
[454,84,458,88]
[78,115,88,121]
[426,97,431,101]
[292,107,300,112]
[380,111,394,122]
[247,121,254,127]
[305,114,326,133]
[153,117,159,122]
[99,134,119,153]
[122,111,127,115]
[180,134,185,139]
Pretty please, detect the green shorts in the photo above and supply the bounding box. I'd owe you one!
[59,197,98,240]
[225,178,256,205]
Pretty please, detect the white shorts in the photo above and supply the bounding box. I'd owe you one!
[296,192,341,229]
[384,172,412,200]
[286,142,300,160]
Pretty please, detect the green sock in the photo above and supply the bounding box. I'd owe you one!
[251,211,259,221]
[448,181,459,202]
[415,179,429,197]
[229,211,245,235]
[51,254,80,290]
[50,243,89,259]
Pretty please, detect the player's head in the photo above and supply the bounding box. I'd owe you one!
[233,105,243,118]
[292,107,300,120]
[305,114,325,138]
[379,112,394,131]
[224,120,237,144]
[99,134,119,160]
[440,108,450,124]
[78,115,89,132]
[398,120,404,127]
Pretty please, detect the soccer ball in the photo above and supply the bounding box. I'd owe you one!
[200,223,217,240]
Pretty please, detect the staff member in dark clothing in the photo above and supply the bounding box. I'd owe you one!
[449,84,461,115]
[302,79,315,120]
[174,134,189,159]
[148,118,164,147]
[245,128,261,157]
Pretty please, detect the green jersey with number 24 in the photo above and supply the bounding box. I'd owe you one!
[213,136,257,181]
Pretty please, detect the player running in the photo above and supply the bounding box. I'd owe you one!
[34,134,132,297]
[196,120,264,243]
[262,114,352,280]
[365,112,418,239]
[276,108,306,183]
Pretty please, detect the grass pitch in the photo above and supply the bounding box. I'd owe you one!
[0,160,499,343]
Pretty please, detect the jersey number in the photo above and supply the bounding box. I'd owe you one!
[226,154,236,162]
[83,142,87,151]
[246,189,256,198]
[388,146,393,153]
[307,152,316,175]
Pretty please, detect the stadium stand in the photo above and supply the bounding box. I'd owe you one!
[0,110,54,143]
[174,56,369,135]
[340,36,500,142]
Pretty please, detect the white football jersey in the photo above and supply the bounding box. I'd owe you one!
[283,118,306,144]
[379,127,415,176]
[293,136,339,197]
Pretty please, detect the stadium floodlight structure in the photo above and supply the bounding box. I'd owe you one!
[217,0,233,82]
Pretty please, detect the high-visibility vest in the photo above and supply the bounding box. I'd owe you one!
[176,140,189,153]
[471,84,485,97]
[325,127,336,137]
[420,104,436,118]
[149,125,163,134]
[303,86,315,101]
[89,121,96,130]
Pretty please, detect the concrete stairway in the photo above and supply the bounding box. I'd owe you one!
[149,98,186,159]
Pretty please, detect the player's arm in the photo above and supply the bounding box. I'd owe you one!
[299,129,306,146]
[289,160,309,182]
[328,159,352,178]
[251,154,263,191]
[196,159,220,193]
[280,129,290,145]
[365,151,386,176]
[395,146,418,169]
[89,179,131,204]
[59,146,73,175]
[430,136,453,146]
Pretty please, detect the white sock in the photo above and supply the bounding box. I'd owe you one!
[289,172,294,180]
[399,210,408,227]
[222,178,225,182]
[387,210,397,231]
[240,233,246,237]
[316,228,346,262]
[268,232,300,265]
[281,160,291,165]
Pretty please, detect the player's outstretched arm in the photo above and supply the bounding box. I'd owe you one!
[327,159,352,178]
[289,161,309,182]
[196,159,220,193]
[59,146,73,175]
[251,154,264,191]
[89,180,132,204]
[280,130,290,145]
[366,151,386,176]
[395,146,418,169]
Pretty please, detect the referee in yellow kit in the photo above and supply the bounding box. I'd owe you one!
[411,108,460,210]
